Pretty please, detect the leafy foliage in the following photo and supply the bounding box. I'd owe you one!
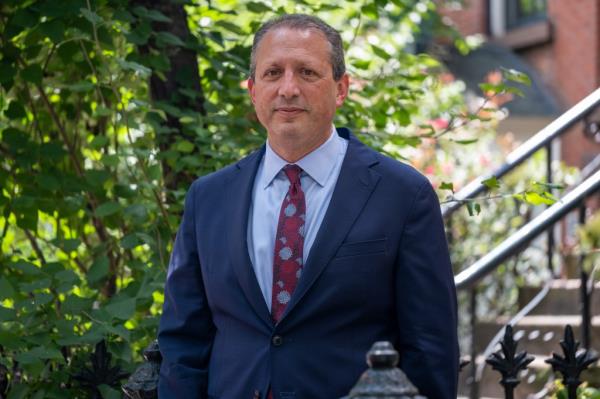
[0,0,557,397]
[0,0,478,396]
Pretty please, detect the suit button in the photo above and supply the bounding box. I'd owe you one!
[272,335,283,346]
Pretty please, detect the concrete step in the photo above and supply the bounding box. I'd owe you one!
[518,279,600,315]
[474,315,600,355]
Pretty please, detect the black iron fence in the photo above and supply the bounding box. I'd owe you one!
[118,323,597,399]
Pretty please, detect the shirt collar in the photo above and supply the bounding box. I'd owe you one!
[262,126,340,189]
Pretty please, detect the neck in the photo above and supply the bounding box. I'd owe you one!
[268,129,333,163]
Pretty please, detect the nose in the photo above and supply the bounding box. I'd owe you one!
[277,70,300,99]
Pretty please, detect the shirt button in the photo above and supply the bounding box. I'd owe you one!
[272,335,283,346]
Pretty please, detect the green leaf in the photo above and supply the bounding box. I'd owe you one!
[453,138,478,145]
[11,8,38,28]
[439,182,454,192]
[40,142,67,160]
[465,201,481,216]
[247,2,272,12]
[94,106,112,117]
[55,270,79,285]
[62,238,82,252]
[95,201,121,217]
[479,82,504,94]
[98,385,122,399]
[62,295,94,314]
[352,60,371,70]
[370,45,391,61]
[117,58,151,76]
[85,169,111,186]
[176,140,195,153]
[38,173,60,190]
[516,191,555,205]
[481,176,500,190]
[125,23,152,45]
[0,306,16,321]
[101,154,119,167]
[0,278,15,300]
[89,135,109,149]
[124,204,148,224]
[13,260,42,276]
[16,346,64,364]
[6,384,29,399]
[155,31,186,47]
[5,101,27,119]
[39,19,65,43]
[361,3,379,19]
[215,20,245,35]
[113,9,134,23]
[88,256,109,284]
[34,292,53,306]
[505,86,525,97]
[67,80,95,92]
[20,64,43,85]
[121,233,142,249]
[80,8,103,25]
[0,330,22,350]
[105,297,136,320]
[132,6,172,22]
[0,62,17,87]
[501,67,532,86]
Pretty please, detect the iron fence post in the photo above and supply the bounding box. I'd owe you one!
[341,341,426,399]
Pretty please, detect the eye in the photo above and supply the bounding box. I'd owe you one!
[301,68,315,77]
[264,69,281,78]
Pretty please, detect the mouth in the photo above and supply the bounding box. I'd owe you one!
[274,107,306,117]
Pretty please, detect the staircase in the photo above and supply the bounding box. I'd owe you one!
[449,88,600,399]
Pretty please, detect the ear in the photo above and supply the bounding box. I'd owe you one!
[335,73,349,108]
[247,78,256,105]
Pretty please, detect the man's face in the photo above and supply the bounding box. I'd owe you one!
[248,27,349,156]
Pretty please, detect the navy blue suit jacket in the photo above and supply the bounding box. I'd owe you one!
[158,128,459,399]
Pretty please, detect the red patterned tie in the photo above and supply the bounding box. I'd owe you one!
[271,164,305,323]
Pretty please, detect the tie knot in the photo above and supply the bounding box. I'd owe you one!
[283,164,302,185]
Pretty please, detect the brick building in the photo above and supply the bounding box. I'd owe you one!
[439,0,600,168]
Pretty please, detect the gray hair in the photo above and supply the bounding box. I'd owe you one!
[249,14,346,81]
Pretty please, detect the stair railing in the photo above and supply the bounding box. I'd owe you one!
[442,87,600,219]
[446,87,600,399]
[454,168,600,290]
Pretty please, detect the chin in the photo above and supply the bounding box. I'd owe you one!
[271,124,306,139]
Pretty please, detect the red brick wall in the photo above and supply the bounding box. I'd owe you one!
[441,0,600,167]
[438,0,488,37]
[546,0,600,106]
[543,0,600,167]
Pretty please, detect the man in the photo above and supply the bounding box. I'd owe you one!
[158,14,458,399]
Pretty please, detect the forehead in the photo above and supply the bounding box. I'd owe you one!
[254,27,331,64]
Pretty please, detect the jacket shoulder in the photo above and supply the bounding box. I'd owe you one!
[358,140,431,194]
[188,147,263,194]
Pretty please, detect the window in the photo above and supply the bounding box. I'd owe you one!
[506,0,548,29]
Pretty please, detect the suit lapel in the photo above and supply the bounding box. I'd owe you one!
[281,129,381,321]
[227,146,274,329]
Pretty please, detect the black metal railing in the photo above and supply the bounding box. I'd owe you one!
[441,87,600,219]
[444,87,600,398]
[454,168,600,290]
[487,324,598,399]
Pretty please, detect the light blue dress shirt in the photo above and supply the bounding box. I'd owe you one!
[247,127,348,311]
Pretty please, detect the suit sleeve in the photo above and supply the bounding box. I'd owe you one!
[395,179,459,399]
[158,181,215,398]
